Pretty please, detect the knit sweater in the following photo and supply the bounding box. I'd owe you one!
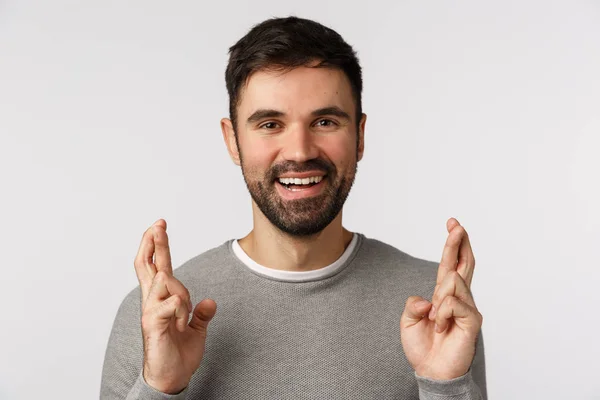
[100,233,487,399]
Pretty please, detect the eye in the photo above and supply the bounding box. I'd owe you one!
[259,121,280,130]
[315,119,337,127]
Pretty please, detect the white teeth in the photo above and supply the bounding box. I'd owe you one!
[278,176,324,185]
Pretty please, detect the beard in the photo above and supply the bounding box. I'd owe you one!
[240,157,357,237]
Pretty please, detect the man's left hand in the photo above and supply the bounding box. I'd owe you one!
[400,218,483,380]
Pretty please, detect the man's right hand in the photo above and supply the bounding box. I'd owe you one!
[133,219,217,394]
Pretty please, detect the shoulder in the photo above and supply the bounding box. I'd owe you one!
[349,233,441,301]
[172,240,235,281]
[357,233,439,273]
[118,240,235,311]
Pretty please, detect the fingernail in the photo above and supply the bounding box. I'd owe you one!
[429,305,436,319]
[188,299,193,311]
[416,300,429,308]
[435,323,441,333]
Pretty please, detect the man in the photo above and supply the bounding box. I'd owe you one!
[101,16,486,399]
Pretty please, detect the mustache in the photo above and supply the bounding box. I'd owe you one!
[268,159,334,180]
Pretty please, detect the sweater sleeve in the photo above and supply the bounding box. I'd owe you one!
[415,330,487,400]
[415,369,482,400]
[124,370,189,400]
[100,286,144,399]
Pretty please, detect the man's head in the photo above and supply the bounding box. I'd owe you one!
[221,16,366,237]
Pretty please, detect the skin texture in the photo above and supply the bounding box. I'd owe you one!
[133,220,217,394]
[133,65,483,393]
[221,66,366,272]
[400,218,483,380]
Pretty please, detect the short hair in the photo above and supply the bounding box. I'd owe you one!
[225,16,363,132]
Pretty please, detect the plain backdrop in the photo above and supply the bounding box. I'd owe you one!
[1,1,599,399]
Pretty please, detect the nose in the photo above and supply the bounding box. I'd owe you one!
[280,124,319,162]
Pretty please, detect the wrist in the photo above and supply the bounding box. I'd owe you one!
[414,369,478,397]
[143,366,189,395]
[415,366,469,381]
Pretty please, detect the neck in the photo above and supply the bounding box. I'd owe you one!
[238,202,354,272]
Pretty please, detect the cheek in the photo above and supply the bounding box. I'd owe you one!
[319,137,357,169]
[240,139,279,174]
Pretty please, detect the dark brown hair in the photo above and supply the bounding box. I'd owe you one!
[225,16,363,132]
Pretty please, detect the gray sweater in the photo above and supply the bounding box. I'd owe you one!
[100,233,487,399]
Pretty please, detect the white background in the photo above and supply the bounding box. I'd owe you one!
[1,1,599,399]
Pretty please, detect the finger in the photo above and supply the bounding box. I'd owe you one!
[429,270,476,321]
[446,217,460,233]
[133,220,165,299]
[143,294,190,334]
[436,220,467,286]
[188,299,217,336]
[145,270,192,312]
[152,221,173,275]
[456,227,475,287]
[400,296,433,329]
[434,295,483,334]
[144,219,167,270]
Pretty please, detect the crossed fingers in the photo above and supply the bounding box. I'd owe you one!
[429,218,481,333]
[436,218,475,288]
[133,219,192,323]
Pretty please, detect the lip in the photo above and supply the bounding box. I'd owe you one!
[277,170,327,179]
[275,176,327,200]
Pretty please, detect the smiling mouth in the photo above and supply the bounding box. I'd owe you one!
[276,175,326,191]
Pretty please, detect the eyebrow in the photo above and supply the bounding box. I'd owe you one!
[312,106,351,121]
[246,106,351,125]
[246,109,285,125]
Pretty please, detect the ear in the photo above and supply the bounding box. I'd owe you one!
[221,118,241,166]
[357,113,367,162]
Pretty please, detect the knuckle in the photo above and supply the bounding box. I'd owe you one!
[154,270,168,282]
[169,294,182,309]
[156,294,179,315]
[170,294,181,305]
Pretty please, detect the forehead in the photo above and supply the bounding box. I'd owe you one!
[238,66,355,117]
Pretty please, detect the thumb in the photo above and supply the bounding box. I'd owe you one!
[188,298,217,335]
[400,296,432,329]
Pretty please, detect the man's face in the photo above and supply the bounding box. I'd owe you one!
[224,66,365,236]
